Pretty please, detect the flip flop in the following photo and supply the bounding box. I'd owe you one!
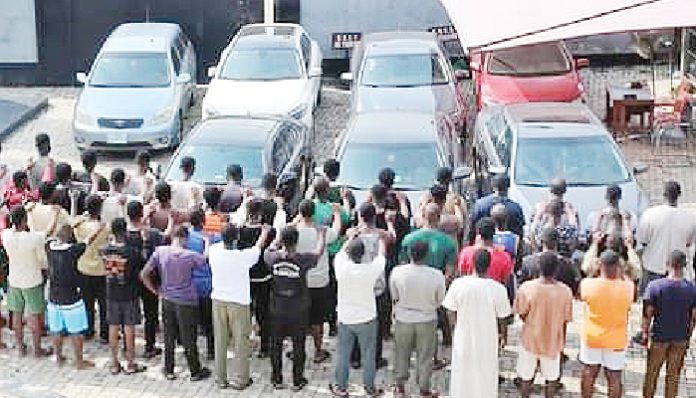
[77,360,95,370]
[110,362,123,375]
[125,363,147,375]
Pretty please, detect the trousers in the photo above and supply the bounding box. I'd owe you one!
[212,300,251,385]
[80,274,107,340]
[270,316,307,385]
[393,320,438,391]
[162,299,201,375]
[643,340,689,398]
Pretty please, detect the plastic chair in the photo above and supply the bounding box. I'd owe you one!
[652,80,694,148]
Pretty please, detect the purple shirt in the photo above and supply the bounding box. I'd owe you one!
[147,246,207,305]
[644,277,696,342]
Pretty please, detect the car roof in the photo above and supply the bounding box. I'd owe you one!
[363,32,440,55]
[103,23,179,53]
[233,23,301,50]
[346,112,438,144]
[187,117,280,146]
[497,102,608,138]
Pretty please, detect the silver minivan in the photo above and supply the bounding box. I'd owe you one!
[73,22,197,151]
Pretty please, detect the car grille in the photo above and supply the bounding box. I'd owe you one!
[97,118,144,129]
[91,141,152,148]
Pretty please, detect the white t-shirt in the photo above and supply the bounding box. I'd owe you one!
[637,204,696,274]
[297,226,338,289]
[208,243,260,305]
[2,228,47,288]
[170,180,203,210]
[334,250,386,325]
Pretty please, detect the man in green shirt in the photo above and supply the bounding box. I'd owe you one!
[400,203,457,278]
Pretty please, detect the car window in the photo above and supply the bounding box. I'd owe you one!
[168,144,264,187]
[494,125,513,167]
[485,111,505,141]
[89,52,170,87]
[170,47,181,75]
[300,34,311,70]
[220,48,302,80]
[360,53,449,87]
[488,43,571,76]
[272,125,295,173]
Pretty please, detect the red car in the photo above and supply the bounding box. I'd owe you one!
[470,41,589,109]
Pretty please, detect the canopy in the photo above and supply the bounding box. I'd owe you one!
[439,0,696,51]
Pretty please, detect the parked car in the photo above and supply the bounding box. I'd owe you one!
[73,22,197,151]
[472,102,648,233]
[334,111,471,208]
[340,32,468,133]
[162,115,312,203]
[202,23,322,132]
[470,41,588,109]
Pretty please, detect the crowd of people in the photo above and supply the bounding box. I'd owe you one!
[0,132,695,398]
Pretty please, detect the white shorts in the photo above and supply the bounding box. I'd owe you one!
[579,342,626,371]
[516,347,560,382]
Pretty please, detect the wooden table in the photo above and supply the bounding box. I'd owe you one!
[606,84,654,136]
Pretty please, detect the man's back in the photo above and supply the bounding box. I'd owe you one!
[644,278,696,342]
[458,245,512,284]
[580,277,634,349]
[2,228,46,288]
[401,229,456,272]
[209,242,259,305]
[638,205,696,274]
[390,263,445,323]
[219,182,242,213]
[150,246,205,305]
[334,251,385,325]
[264,248,318,321]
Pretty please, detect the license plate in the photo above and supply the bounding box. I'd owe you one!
[107,132,127,144]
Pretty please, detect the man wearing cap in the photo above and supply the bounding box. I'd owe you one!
[579,250,634,398]
[468,174,524,244]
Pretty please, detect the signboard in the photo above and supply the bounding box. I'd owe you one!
[429,25,466,57]
[0,0,38,63]
[332,32,362,50]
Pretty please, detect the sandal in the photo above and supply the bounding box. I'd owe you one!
[432,358,447,371]
[329,384,349,397]
[313,349,331,364]
[125,363,147,375]
[77,360,95,370]
[34,347,53,358]
[110,362,123,375]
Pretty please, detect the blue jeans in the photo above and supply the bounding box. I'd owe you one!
[335,318,377,390]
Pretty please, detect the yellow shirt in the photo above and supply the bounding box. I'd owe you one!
[73,217,109,276]
[580,278,634,349]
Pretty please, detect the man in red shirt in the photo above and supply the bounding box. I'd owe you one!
[458,217,513,284]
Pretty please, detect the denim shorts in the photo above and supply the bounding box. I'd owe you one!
[47,300,88,335]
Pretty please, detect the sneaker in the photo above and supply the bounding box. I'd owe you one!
[313,349,331,364]
[329,384,349,397]
[292,377,308,392]
[190,367,211,382]
[229,378,253,391]
[364,386,384,397]
[144,347,162,359]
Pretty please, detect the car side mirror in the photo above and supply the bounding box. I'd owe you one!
[453,166,473,180]
[575,58,590,69]
[633,161,649,175]
[76,72,87,84]
[340,72,353,82]
[488,165,507,175]
[176,73,191,84]
[309,66,322,78]
[454,69,470,81]
[207,66,217,79]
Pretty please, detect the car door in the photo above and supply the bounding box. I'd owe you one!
[169,45,186,118]
[180,32,197,106]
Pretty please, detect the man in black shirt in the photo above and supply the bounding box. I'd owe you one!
[46,225,93,369]
[264,226,325,391]
[101,217,147,375]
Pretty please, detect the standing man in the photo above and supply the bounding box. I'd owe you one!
[170,157,203,210]
[641,250,696,398]
[579,250,634,398]
[101,168,128,225]
[27,133,55,190]
[209,224,269,390]
[219,164,244,213]
[141,226,211,382]
[3,206,50,357]
[459,218,513,285]
[401,203,457,278]
[390,240,445,397]
[442,249,512,398]
[515,252,573,398]
[468,174,524,243]
[331,237,387,397]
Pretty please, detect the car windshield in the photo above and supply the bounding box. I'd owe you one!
[361,53,449,87]
[339,142,439,189]
[89,52,170,87]
[167,144,265,187]
[219,48,302,80]
[514,136,630,186]
[488,43,571,76]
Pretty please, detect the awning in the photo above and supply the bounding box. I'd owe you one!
[439,0,696,51]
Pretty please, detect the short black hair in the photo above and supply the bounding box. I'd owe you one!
[247,198,264,219]
[492,174,510,192]
[110,168,126,185]
[359,202,376,224]
[12,170,27,188]
[135,150,151,166]
[370,184,388,205]
[81,150,98,172]
[55,162,72,183]
[538,251,558,278]
[190,208,204,228]
[85,195,103,218]
[549,178,567,196]
[155,181,171,203]
[126,201,143,220]
[221,223,239,246]
[180,156,195,172]
[173,225,189,240]
[378,167,395,187]
[665,181,681,202]
[203,187,221,210]
[346,237,365,263]
[10,205,27,227]
[261,173,278,191]
[35,133,50,148]
[436,167,452,185]
[473,249,491,275]
[299,199,315,218]
[324,159,340,181]
[280,226,299,248]
[111,217,127,237]
[314,176,330,198]
[38,182,56,202]
[430,184,447,204]
[539,226,559,248]
[227,164,243,181]
[669,250,687,269]
[599,249,620,268]
[476,217,496,241]
[606,184,622,203]
[409,240,429,263]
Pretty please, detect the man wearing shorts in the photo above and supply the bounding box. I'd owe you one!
[46,225,94,369]
[2,206,50,357]
[579,250,634,398]
[101,217,146,375]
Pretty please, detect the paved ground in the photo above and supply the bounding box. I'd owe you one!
[1,69,696,397]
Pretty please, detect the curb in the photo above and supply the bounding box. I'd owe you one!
[0,96,49,140]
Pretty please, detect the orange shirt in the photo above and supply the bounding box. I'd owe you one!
[203,212,223,235]
[580,277,634,349]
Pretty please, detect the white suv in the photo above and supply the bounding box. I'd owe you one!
[202,23,322,132]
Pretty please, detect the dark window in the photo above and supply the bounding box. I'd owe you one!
[495,125,513,167]
[170,47,181,75]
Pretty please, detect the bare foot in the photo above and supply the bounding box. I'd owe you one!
[55,354,66,365]
[34,347,53,358]
[76,360,95,370]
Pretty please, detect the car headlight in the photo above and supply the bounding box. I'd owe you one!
[152,104,176,125]
[74,107,94,126]
[289,103,308,120]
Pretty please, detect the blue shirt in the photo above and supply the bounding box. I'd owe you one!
[469,194,525,242]
[186,228,221,298]
[644,278,696,342]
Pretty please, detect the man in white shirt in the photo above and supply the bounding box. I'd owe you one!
[27,182,69,237]
[331,237,386,397]
[2,206,50,357]
[101,168,130,225]
[208,224,269,391]
[637,181,696,291]
[170,157,203,211]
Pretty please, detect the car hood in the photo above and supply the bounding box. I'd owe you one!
[204,78,306,115]
[481,72,582,104]
[77,86,173,118]
[510,181,645,232]
[354,84,457,114]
